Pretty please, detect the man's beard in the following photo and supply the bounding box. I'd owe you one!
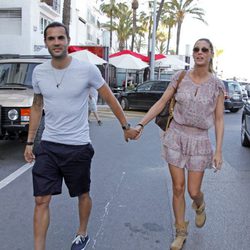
[48,47,67,59]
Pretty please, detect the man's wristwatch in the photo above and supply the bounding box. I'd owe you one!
[26,142,34,146]
[122,123,131,130]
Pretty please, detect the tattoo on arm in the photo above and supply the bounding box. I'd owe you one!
[33,94,43,108]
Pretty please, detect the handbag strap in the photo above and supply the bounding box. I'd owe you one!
[175,70,186,92]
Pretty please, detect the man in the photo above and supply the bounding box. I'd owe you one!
[24,22,138,250]
[88,87,102,125]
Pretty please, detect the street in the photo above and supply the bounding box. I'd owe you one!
[0,109,249,250]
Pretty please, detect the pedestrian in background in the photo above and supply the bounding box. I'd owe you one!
[24,21,138,250]
[134,38,224,250]
[88,87,102,125]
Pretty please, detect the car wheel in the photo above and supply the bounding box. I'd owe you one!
[241,118,250,147]
[230,108,240,113]
[120,98,129,110]
[34,115,45,153]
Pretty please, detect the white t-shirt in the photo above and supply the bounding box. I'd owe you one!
[89,87,98,103]
[32,57,105,145]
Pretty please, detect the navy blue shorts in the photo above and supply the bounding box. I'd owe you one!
[32,141,94,197]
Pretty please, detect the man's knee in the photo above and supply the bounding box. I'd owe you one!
[35,195,51,207]
[79,192,91,201]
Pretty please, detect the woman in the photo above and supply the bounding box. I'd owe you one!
[135,38,224,250]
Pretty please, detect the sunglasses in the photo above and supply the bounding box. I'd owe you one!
[193,47,210,53]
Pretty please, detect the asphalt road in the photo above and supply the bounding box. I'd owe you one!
[0,109,249,250]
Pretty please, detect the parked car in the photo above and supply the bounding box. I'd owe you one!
[241,99,250,147]
[239,85,248,102]
[223,80,244,112]
[0,55,48,145]
[118,80,170,111]
[238,81,249,101]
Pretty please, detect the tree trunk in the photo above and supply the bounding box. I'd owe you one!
[155,0,165,31]
[166,26,171,54]
[131,0,139,51]
[175,21,182,55]
[110,12,113,49]
[62,0,71,33]
[147,15,152,57]
[131,9,137,51]
[119,40,125,51]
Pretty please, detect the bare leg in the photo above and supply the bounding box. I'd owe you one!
[187,171,204,206]
[168,164,186,224]
[34,195,52,250]
[77,192,92,236]
[93,112,101,123]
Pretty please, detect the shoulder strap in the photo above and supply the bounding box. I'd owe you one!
[175,70,186,91]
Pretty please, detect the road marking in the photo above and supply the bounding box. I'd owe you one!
[0,163,33,190]
[92,171,126,249]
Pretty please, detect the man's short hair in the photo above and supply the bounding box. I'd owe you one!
[44,22,70,40]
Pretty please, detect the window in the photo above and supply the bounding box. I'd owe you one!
[40,16,52,34]
[0,8,22,35]
[87,25,94,41]
[41,0,61,13]
[52,0,61,13]
[137,82,153,92]
[0,63,39,86]
[228,82,241,94]
[151,81,168,91]
[87,9,95,25]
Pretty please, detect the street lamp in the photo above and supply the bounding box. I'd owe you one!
[185,44,190,70]
[149,0,157,80]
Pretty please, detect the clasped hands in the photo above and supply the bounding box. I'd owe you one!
[124,124,144,142]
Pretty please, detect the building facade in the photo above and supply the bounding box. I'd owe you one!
[0,0,108,55]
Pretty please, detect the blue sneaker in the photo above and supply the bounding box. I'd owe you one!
[71,234,90,250]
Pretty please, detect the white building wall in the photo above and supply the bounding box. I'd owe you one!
[0,0,34,54]
[0,0,107,55]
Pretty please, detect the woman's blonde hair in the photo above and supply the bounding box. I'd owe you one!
[194,38,214,73]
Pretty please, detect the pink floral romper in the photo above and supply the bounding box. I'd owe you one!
[161,70,225,171]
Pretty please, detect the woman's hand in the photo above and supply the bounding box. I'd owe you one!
[134,124,143,140]
[213,150,223,170]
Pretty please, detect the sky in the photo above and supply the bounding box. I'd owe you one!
[178,0,250,80]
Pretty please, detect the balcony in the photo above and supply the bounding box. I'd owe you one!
[40,0,60,18]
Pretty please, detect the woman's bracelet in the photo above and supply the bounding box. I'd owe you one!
[137,123,144,129]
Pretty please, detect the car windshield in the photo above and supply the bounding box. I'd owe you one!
[151,81,168,91]
[137,82,154,92]
[228,82,241,93]
[0,63,38,87]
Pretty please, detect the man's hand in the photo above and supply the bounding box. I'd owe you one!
[24,145,35,163]
[124,127,140,141]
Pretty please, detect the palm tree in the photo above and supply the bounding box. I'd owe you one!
[161,5,176,54]
[156,26,168,54]
[155,0,165,31]
[100,0,119,50]
[62,0,71,32]
[169,0,207,54]
[102,3,132,51]
[134,11,149,53]
[131,0,139,51]
[114,3,132,51]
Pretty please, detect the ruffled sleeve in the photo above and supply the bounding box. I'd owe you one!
[214,78,225,100]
